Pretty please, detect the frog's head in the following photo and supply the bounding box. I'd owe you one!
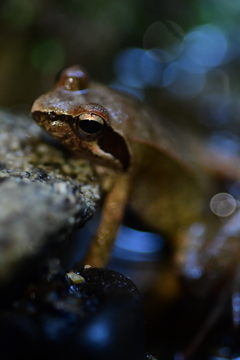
[31,65,131,171]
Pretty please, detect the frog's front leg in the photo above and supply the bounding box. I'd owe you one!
[83,173,130,267]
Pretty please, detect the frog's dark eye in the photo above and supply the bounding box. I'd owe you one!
[55,65,89,91]
[74,113,107,140]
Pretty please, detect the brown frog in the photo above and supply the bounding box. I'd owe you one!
[31,65,240,268]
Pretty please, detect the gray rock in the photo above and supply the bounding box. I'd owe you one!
[0,110,101,284]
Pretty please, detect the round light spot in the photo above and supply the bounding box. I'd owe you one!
[210,192,236,217]
[113,47,163,88]
[189,223,205,237]
[143,21,185,62]
[185,25,227,68]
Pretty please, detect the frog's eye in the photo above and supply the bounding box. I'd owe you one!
[55,65,89,91]
[74,112,107,140]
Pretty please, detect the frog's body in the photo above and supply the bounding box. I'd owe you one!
[31,65,236,267]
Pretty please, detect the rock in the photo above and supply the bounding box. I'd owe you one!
[0,261,147,360]
[0,110,101,284]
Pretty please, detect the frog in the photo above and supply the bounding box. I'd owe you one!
[31,65,240,268]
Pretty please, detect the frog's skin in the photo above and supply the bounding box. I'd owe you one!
[31,65,240,267]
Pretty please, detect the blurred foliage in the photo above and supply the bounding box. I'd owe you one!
[0,0,143,107]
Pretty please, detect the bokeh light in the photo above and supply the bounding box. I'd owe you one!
[180,222,206,279]
[143,21,185,62]
[184,25,227,68]
[113,22,235,102]
[113,47,163,89]
[163,62,205,99]
[112,226,164,262]
[208,131,240,155]
[210,193,236,217]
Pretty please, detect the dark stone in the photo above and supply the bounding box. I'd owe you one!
[0,261,146,360]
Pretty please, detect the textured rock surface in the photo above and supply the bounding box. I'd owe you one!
[0,110,101,284]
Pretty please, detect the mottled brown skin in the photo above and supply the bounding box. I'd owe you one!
[31,65,231,267]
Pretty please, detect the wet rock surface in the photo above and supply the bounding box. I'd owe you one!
[0,110,100,284]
